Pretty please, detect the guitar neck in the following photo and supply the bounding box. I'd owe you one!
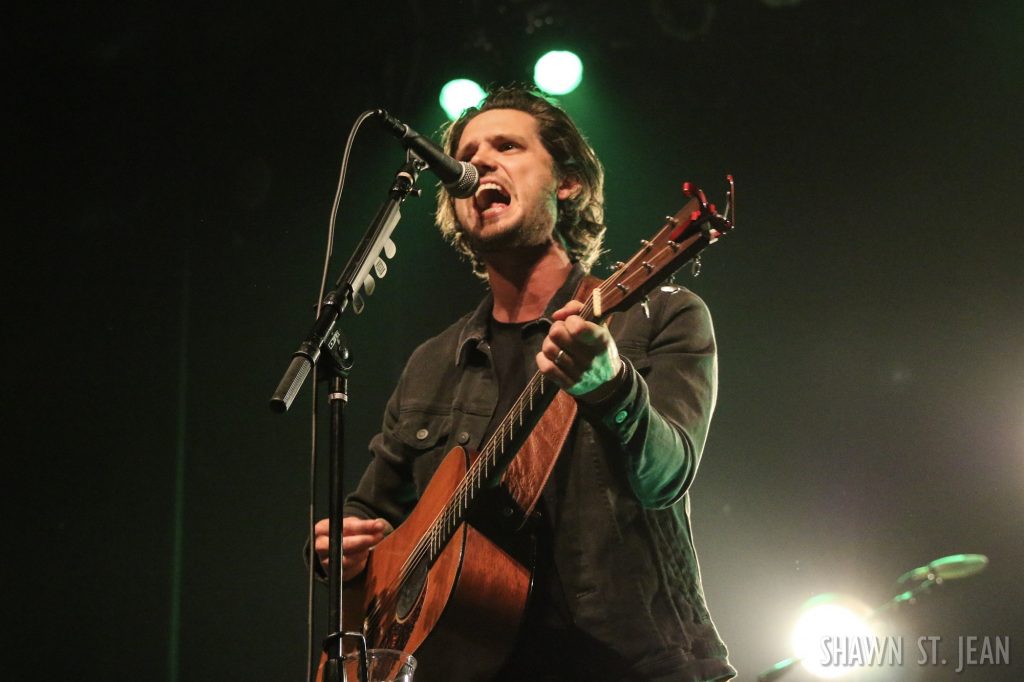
[422,369,560,564]
[417,182,735,565]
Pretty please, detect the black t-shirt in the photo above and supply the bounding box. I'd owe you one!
[485,317,593,679]
[481,317,535,443]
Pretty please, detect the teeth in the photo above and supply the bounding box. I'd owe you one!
[476,182,505,196]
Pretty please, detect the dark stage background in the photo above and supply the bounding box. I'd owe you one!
[9,1,1022,680]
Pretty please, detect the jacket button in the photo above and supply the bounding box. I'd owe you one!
[457,431,470,445]
[415,428,429,441]
[614,409,629,424]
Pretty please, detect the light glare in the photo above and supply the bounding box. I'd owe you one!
[533,50,583,95]
[790,594,874,679]
[439,79,486,121]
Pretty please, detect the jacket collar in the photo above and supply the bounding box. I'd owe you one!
[455,263,588,366]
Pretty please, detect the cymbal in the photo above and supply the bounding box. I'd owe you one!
[897,553,988,584]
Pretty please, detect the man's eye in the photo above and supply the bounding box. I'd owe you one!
[499,142,519,151]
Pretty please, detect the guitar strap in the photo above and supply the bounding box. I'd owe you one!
[500,274,606,517]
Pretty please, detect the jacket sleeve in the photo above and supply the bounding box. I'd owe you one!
[578,288,718,508]
[343,370,420,528]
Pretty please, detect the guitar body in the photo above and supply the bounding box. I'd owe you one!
[352,445,534,681]
[317,183,735,681]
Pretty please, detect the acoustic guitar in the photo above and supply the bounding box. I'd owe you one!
[339,180,735,681]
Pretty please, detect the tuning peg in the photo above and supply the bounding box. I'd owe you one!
[682,181,710,214]
[352,292,365,314]
[374,257,388,278]
[363,274,376,296]
[609,261,625,272]
[723,174,736,225]
[384,239,397,259]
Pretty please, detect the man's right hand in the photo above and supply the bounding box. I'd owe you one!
[314,516,392,581]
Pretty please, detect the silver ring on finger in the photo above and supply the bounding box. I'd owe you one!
[555,349,566,367]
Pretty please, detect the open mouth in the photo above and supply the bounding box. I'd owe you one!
[474,182,511,216]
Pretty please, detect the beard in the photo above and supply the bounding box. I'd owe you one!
[461,218,553,255]
[458,194,559,256]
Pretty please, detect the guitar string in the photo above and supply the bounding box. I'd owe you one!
[363,368,554,628]
[363,237,683,628]
[363,229,697,630]
[365,267,634,622]
[410,291,595,545]
[392,226,702,573]
[362,291,599,627]
[363,215,716,637]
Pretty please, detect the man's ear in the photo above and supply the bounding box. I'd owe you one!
[557,174,582,201]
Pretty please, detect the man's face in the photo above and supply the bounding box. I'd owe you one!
[452,108,577,256]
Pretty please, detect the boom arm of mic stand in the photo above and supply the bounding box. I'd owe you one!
[270,156,423,412]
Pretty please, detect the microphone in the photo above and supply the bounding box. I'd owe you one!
[375,110,479,198]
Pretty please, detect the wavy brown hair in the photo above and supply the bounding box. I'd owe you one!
[435,86,606,277]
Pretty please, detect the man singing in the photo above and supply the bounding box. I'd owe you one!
[314,85,735,681]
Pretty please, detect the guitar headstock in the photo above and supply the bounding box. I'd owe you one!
[592,176,735,319]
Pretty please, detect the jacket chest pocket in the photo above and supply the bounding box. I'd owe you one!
[394,410,454,496]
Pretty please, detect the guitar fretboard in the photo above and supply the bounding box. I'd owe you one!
[393,192,726,584]
[420,292,595,563]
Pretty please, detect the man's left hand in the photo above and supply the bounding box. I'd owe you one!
[537,300,623,401]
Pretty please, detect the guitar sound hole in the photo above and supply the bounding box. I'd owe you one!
[396,560,427,621]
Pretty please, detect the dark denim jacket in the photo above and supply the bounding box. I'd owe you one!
[346,265,735,681]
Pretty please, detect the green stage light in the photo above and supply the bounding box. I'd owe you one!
[533,50,583,95]
[439,79,486,121]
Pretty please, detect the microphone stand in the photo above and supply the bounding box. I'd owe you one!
[270,153,424,682]
[318,333,365,682]
[270,151,423,413]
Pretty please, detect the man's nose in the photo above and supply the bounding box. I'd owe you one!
[469,146,497,171]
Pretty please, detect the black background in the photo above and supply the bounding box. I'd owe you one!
[8,1,1022,680]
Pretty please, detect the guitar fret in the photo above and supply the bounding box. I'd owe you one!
[372,190,733,639]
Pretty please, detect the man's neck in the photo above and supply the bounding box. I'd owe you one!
[484,243,573,323]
